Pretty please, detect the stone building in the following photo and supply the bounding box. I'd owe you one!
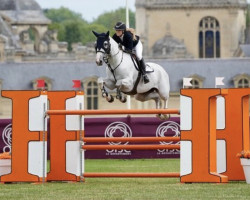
[1,59,250,118]
[135,0,248,59]
[0,0,250,119]
[0,0,89,62]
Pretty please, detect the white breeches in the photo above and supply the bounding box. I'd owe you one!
[133,40,143,61]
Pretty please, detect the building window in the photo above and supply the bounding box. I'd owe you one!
[184,74,204,89]
[238,78,249,88]
[233,74,250,88]
[32,77,52,90]
[184,79,200,89]
[199,17,220,58]
[190,79,200,89]
[86,81,98,110]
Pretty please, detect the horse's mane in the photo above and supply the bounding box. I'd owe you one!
[109,36,134,56]
[109,36,118,46]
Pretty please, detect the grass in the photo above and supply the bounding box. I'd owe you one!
[0,159,250,200]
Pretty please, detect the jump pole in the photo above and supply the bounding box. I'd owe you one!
[46,109,180,116]
[84,172,180,178]
[82,144,180,150]
[83,137,180,143]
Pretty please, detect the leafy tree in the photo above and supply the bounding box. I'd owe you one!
[48,23,65,41]
[86,8,135,44]
[80,23,107,45]
[92,8,135,35]
[44,7,87,23]
[43,7,136,47]
[44,7,87,49]
[64,21,82,51]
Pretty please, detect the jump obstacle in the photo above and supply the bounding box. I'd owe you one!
[46,106,181,180]
[0,88,250,183]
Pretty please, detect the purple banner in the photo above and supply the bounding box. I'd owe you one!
[0,117,180,159]
[0,119,12,154]
[84,117,180,159]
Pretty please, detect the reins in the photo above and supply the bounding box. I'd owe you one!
[103,48,141,95]
[103,47,123,83]
[98,40,140,91]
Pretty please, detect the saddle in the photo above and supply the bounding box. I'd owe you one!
[124,50,154,73]
[120,51,154,96]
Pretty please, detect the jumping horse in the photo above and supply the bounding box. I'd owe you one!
[93,31,170,119]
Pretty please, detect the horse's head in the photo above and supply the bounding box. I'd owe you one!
[92,31,110,66]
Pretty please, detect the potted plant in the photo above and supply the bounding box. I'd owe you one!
[237,151,250,183]
[0,152,11,176]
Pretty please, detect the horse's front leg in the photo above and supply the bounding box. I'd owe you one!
[116,88,127,103]
[116,78,133,92]
[98,77,115,103]
[115,78,133,103]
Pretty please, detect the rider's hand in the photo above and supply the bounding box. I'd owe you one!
[118,43,124,50]
[125,48,132,54]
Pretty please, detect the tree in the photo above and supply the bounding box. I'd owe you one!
[48,23,65,41]
[80,24,107,45]
[64,21,82,51]
[44,7,87,23]
[43,7,136,47]
[92,8,135,35]
[44,7,87,49]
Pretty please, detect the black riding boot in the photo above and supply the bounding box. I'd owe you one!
[139,58,150,84]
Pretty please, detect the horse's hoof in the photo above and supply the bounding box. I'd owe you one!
[156,114,170,120]
[107,95,114,103]
[164,114,170,120]
[120,96,127,103]
[156,114,161,120]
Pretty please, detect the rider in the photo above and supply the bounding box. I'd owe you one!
[112,22,150,84]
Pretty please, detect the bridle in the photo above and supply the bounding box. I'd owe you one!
[95,36,111,54]
[95,38,123,83]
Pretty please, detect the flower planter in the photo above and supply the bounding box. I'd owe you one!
[240,158,250,184]
[0,159,11,176]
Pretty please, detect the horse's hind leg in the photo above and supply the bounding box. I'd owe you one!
[161,99,170,120]
[155,98,162,109]
[134,89,159,102]
[156,97,170,120]
[157,88,170,119]
[154,98,167,120]
[135,93,168,120]
[163,98,168,109]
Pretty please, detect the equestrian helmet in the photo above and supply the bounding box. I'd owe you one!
[114,22,126,31]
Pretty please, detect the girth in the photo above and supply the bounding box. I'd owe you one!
[120,54,140,95]
[122,72,142,96]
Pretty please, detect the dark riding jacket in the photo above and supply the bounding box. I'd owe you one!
[112,31,139,52]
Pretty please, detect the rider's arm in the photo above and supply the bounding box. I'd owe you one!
[123,32,133,51]
[112,34,120,44]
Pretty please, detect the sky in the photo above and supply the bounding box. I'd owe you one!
[35,0,136,22]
